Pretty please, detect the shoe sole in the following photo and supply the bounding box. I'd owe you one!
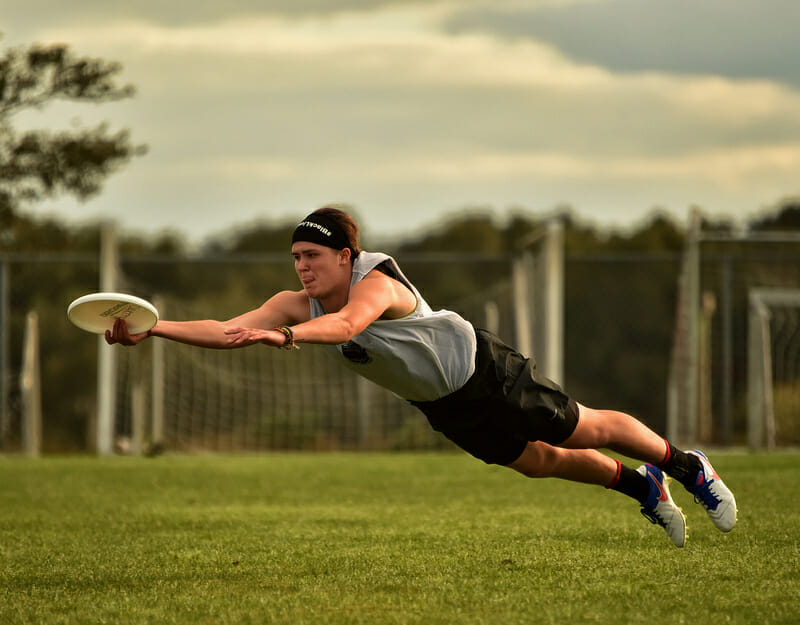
[662,474,687,548]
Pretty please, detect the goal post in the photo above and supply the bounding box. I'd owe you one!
[667,209,702,446]
[747,288,800,450]
[669,211,800,449]
[96,221,120,456]
[512,217,564,385]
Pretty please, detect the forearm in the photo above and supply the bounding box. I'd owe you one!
[289,314,357,345]
[283,281,396,345]
[149,319,240,349]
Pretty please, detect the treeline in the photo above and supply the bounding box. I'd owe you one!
[3,199,800,451]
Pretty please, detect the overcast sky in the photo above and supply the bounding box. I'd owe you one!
[5,0,800,245]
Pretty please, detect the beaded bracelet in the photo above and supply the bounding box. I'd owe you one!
[275,325,299,350]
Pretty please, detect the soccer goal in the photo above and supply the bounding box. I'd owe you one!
[668,209,800,449]
[748,288,800,449]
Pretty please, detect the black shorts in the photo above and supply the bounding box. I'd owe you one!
[411,329,579,466]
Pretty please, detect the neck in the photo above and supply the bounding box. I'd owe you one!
[317,268,353,313]
[319,290,349,314]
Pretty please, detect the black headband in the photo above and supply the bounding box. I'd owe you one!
[292,213,355,255]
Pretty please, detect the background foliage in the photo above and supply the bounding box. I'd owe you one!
[4,200,800,451]
[3,39,800,451]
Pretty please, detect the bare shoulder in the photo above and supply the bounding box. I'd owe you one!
[360,268,393,285]
[360,269,416,319]
[358,269,401,296]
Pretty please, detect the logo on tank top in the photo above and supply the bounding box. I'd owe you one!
[340,341,372,364]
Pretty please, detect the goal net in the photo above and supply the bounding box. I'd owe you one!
[748,288,800,449]
[669,213,800,449]
[110,225,564,454]
[116,312,438,453]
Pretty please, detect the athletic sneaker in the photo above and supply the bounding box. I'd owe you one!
[637,464,687,548]
[686,450,737,532]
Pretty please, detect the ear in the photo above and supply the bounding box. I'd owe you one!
[338,248,351,265]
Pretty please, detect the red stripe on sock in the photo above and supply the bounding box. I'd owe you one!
[660,439,671,466]
[605,459,622,489]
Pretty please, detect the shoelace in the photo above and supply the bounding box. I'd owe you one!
[691,477,722,510]
[640,507,667,528]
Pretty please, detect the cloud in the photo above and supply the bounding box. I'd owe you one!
[28,4,800,188]
[3,0,402,36]
[33,7,608,90]
[34,8,800,107]
[6,0,800,241]
[444,0,800,88]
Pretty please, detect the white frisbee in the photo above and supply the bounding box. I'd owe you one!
[67,292,159,335]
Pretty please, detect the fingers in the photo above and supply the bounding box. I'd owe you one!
[224,327,243,341]
[224,327,283,348]
[114,318,129,343]
[106,318,142,346]
[224,327,255,346]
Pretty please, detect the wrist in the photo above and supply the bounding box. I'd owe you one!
[275,325,299,350]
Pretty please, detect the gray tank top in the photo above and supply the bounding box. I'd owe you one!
[308,251,477,401]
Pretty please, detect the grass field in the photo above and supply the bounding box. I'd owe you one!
[1,451,798,624]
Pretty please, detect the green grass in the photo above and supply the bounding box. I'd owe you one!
[1,452,798,624]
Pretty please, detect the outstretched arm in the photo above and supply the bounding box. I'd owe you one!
[225,270,416,348]
[105,290,311,348]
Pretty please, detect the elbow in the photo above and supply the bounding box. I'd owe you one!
[336,317,362,344]
[339,319,357,343]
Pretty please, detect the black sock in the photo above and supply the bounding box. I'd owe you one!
[607,461,650,504]
[659,443,701,490]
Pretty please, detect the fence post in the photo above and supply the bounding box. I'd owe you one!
[512,249,534,359]
[151,296,165,452]
[484,301,500,335]
[131,372,145,455]
[719,257,734,446]
[684,208,702,446]
[96,222,119,456]
[513,219,564,383]
[21,311,42,457]
[0,261,9,450]
[698,292,716,443]
[356,376,371,449]
[542,218,564,384]
[747,295,766,449]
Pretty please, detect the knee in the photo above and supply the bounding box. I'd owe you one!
[565,405,613,448]
[508,441,560,478]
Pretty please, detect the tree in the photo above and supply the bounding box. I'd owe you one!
[0,41,146,217]
[750,200,800,231]
[0,41,146,450]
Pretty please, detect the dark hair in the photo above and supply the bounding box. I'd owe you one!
[311,206,361,256]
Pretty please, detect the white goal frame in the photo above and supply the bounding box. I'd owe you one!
[669,209,800,449]
[748,287,800,450]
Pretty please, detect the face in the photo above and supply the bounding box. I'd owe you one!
[291,242,351,299]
